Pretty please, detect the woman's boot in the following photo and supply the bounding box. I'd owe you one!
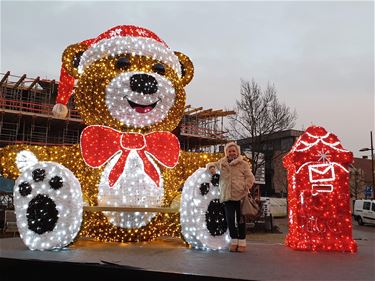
[237,239,246,252]
[229,239,238,252]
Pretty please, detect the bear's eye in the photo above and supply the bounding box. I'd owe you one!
[152,63,165,75]
[73,51,84,68]
[180,62,186,77]
[116,57,131,69]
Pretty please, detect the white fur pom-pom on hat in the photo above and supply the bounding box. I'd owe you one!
[52,103,68,118]
[54,66,75,118]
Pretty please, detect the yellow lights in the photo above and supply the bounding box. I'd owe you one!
[62,42,89,79]
[80,211,181,243]
[62,48,192,132]
[0,144,222,242]
[0,25,225,246]
[79,151,223,242]
[174,51,194,87]
[0,144,100,207]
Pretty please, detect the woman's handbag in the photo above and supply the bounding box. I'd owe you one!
[241,194,260,220]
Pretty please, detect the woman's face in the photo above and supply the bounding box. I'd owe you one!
[227,146,238,159]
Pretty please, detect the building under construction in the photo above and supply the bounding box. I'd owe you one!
[178,105,235,152]
[0,71,235,227]
[0,71,82,147]
[0,71,235,150]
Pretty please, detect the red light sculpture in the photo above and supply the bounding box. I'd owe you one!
[283,126,357,252]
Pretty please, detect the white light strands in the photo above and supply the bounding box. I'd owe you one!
[180,168,229,250]
[14,151,83,250]
[98,150,164,228]
[78,36,182,76]
[105,72,176,127]
[37,24,195,242]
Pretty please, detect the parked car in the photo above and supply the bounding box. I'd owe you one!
[268,197,287,218]
[353,199,375,226]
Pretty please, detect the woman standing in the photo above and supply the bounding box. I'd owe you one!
[207,142,255,252]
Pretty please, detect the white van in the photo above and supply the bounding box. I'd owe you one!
[353,199,375,226]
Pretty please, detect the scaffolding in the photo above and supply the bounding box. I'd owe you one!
[1,72,235,150]
[180,105,236,152]
[0,72,84,147]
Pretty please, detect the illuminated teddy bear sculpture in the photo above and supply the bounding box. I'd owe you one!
[0,25,225,249]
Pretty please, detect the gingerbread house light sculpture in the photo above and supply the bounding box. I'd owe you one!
[283,125,357,252]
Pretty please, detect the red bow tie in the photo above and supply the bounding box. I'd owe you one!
[80,125,180,187]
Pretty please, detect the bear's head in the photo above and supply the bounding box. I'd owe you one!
[53,25,194,133]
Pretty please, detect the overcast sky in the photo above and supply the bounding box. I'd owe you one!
[1,1,374,157]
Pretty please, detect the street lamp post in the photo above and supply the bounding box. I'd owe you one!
[359,131,374,200]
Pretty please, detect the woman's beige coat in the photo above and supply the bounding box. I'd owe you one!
[208,156,255,203]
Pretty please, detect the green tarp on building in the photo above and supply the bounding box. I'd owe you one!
[0,177,14,193]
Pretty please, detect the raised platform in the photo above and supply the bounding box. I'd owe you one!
[0,235,373,281]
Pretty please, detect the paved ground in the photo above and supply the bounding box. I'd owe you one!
[1,216,374,280]
[246,216,289,243]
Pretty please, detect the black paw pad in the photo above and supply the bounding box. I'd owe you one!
[200,182,210,196]
[49,176,63,190]
[18,181,32,197]
[27,194,58,235]
[211,174,220,187]
[32,168,46,182]
[206,199,227,236]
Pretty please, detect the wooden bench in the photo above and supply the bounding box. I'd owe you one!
[83,206,179,213]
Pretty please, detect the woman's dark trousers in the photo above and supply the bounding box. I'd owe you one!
[224,200,246,240]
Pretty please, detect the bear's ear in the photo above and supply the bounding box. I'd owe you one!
[174,51,194,87]
[61,43,89,79]
[16,150,38,173]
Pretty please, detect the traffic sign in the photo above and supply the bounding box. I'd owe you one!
[364,186,373,198]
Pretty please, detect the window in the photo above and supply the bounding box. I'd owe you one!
[372,203,375,212]
[363,202,371,210]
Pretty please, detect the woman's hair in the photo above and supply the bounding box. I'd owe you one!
[224,142,241,156]
[207,163,216,169]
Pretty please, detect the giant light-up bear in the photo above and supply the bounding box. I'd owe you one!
[0,25,228,249]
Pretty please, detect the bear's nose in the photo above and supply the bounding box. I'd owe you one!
[130,74,158,95]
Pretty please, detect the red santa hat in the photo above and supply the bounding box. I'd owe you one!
[53,25,182,118]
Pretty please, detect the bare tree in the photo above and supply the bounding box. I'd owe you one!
[229,79,297,177]
[349,166,366,199]
[272,151,288,195]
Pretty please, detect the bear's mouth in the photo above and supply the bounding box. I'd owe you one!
[126,99,159,114]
